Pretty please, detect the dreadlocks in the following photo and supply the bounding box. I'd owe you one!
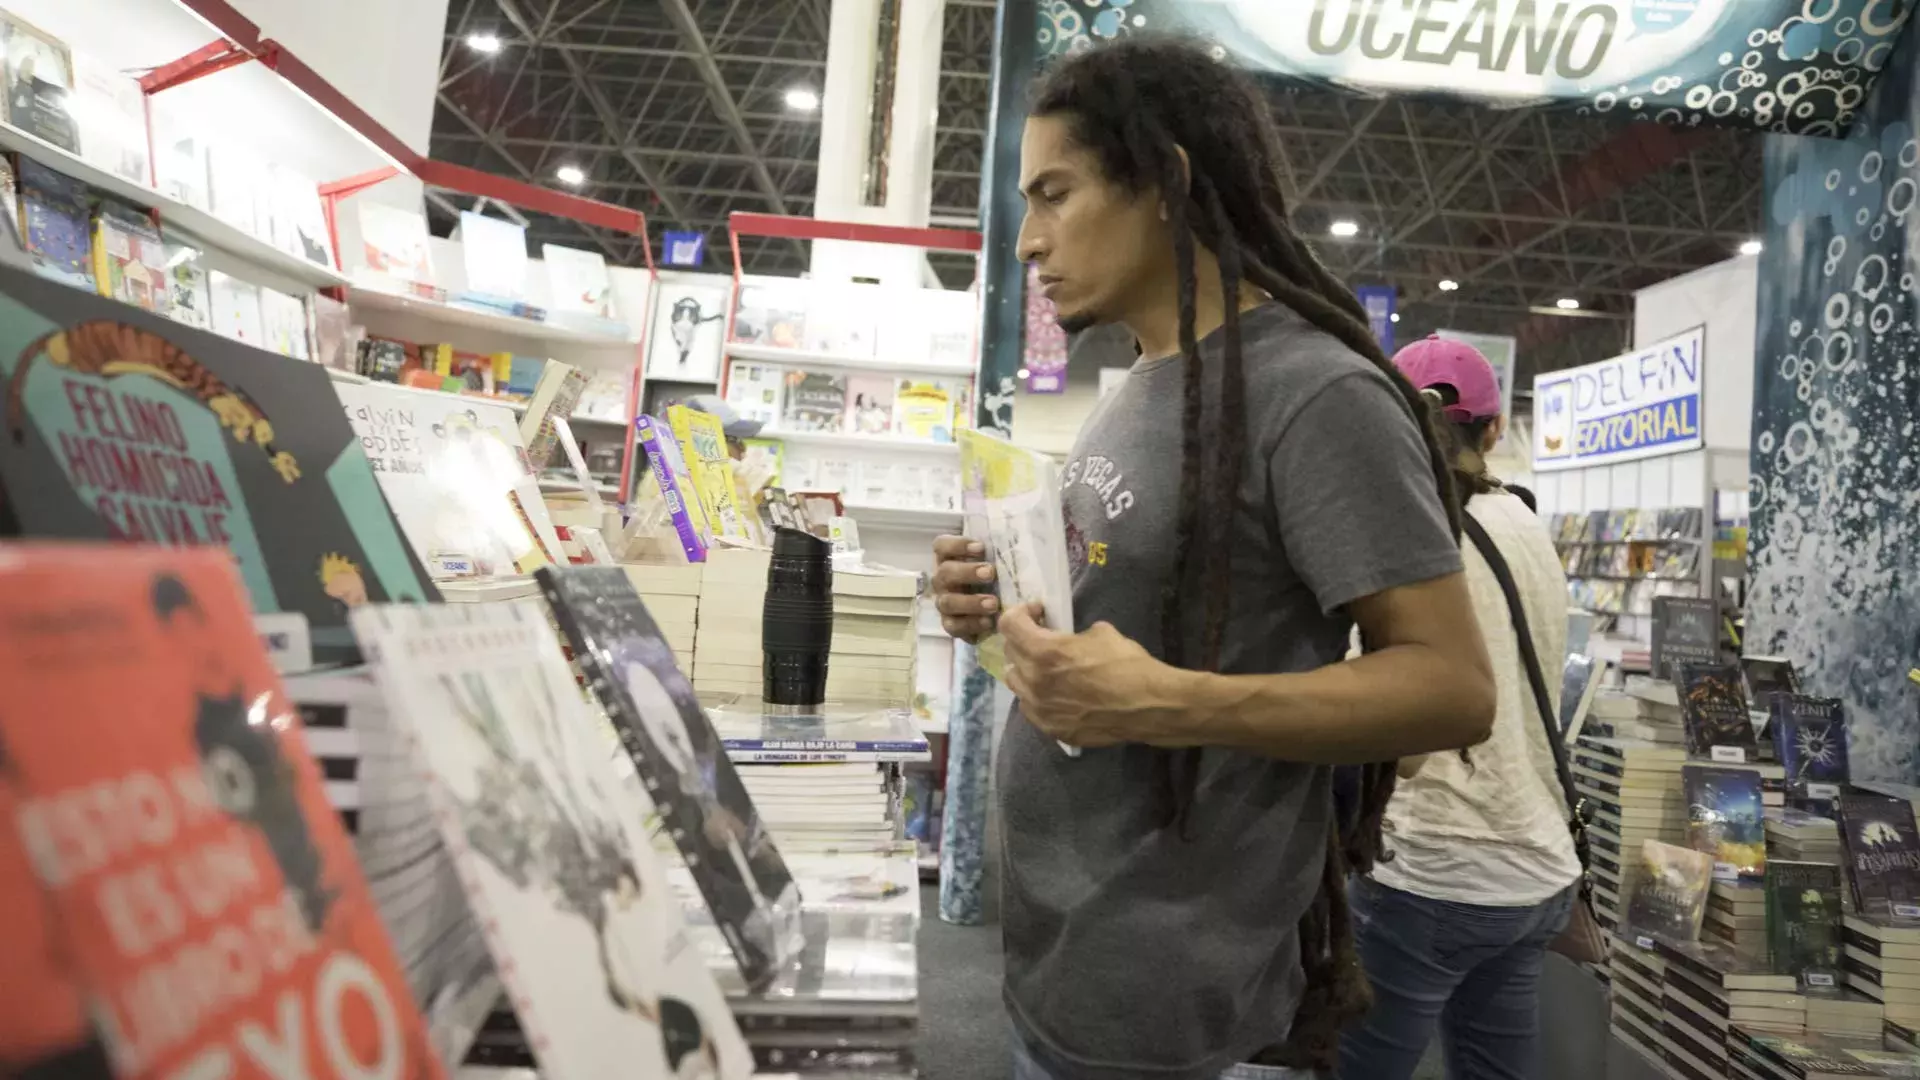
[1030,37,1462,1070]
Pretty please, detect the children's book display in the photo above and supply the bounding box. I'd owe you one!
[0,262,437,663]
[352,600,754,1080]
[0,545,447,1080]
[538,565,806,988]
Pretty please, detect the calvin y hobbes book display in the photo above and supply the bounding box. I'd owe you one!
[351,601,752,1080]
[0,262,435,664]
[0,545,444,1080]
[537,565,805,989]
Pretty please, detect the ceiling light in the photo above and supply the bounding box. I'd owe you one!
[1556,297,1581,310]
[784,87,820,111]
[1389,312,1400,323]
[466,32,502,53]
[555,165,585,185]
[1329,220,1360,238]
[1437,278,1459,292]
[1739,239,1764,256]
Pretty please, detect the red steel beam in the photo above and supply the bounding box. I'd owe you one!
[729,211,983,252]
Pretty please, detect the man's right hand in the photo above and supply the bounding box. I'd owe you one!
[931,534,998,644]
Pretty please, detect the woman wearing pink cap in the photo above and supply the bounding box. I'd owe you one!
[1337,335,1582,1080]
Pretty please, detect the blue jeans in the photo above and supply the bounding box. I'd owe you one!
[1013,1032,1322,1080]
[1336,876,1575,1080]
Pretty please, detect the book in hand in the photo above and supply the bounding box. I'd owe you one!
[350,600,752,1080]
[1838,791,1920,920]
[1771,694,1850,797]
[0,545,445,1080]
[537,565,806,990]
[1678,661,1758,761]
[1684,764,1767,879]
[1766,860,1844,989]
[1625,839,1714,943]
[0,260,437,665]
[958,428,1079,757]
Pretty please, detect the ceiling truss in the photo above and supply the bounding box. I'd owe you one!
[430,0,1762,382]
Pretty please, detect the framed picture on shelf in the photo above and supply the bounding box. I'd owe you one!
[646,274,731,382]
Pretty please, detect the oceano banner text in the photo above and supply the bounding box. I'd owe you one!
[1039,0,1913,136]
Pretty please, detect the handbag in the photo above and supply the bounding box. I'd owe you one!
[1461,514,1609,965]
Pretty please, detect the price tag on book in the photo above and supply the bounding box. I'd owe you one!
[1895,903,1920,920]
[1709,745,1747,763]
[431,554,477,577]
[1804,972,1836,988]
[1806,782,1841,799]
[1634,935,1654,950]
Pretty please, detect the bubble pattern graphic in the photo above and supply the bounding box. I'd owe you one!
[1752,26,1920,784]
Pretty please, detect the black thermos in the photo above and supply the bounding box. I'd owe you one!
[762,527,833,710]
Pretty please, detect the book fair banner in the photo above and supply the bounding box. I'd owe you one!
[1750,18,1920,783]
[1038,0,1914,136]
[1531,326,1704,471]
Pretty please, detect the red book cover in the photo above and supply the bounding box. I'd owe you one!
[0,543,445,1080]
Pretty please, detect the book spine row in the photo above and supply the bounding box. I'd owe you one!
[636,417,709,563]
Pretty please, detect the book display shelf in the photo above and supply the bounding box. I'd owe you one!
[0,3,931,1078]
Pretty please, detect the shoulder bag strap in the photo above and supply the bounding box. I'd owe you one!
[1459,515,1589,834]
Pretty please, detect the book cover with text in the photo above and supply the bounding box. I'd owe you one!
[1770,694,1850,795]
[17,156,92,291]
[0,262,436,664]
[1766,860,1843,988]
[1838,791,1920,919]
[1624,839,1713,943]
[1683,764,1765,879]
[1677,662,1757,760]
[0,545,444,1080]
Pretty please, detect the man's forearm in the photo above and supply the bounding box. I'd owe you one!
[1156,644,1495,764]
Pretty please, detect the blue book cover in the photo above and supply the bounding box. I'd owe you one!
[635,413,710,562]
[1770,694,1850,796]
[1683,764,1766,880]
[16,157,92,291]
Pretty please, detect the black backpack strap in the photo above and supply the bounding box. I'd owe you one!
[1460,515,1592,849]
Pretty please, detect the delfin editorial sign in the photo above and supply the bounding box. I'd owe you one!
[1532,326,1705,470]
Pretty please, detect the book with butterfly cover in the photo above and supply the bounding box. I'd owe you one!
[351,600,752,1080]
[537,565,806,989]
[0,544,445,1080]
[1838,791,1920,920]
[0,260,437,664]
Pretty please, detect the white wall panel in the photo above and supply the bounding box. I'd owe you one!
[1609,462,1642,509]
[1634,254,1758,453]
[1639,456,1674,508]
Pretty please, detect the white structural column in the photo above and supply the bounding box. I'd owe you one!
[811,0,948,287]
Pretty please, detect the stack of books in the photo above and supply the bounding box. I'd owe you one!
[1705,879,1770,961]
[1804,987,1886,1038]
[1843,917,1920,1033]
[1658,940,1805,1078]
[693,548,921,707]
[708,701,930,854]
[1728,1026,1920,1079]
[622,561,705,665]
[1607,934,1669,1064]
[1595,678,1685,745]
[1575,736,1689,929]
[1768,806,1845,865]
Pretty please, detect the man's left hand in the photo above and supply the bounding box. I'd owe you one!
[999,602,1191,749]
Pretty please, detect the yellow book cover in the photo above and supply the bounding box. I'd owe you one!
[667,403,750,542]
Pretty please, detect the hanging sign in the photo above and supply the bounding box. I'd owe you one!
[1532,326,1704,471]
[1039,1,1910,136]
[662,230,705,267]
[1356,285,1395,355]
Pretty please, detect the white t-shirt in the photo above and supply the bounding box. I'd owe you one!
[1371,488,1584,907]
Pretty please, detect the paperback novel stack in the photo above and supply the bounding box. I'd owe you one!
[622,561,707,665]
[1842,917,1920,1032]
[706,700,931,854]
[1769,806,1846,865]
[1706,880,1771,962]
[1608,933,1672,1065]
[1728,1027,1920,1080]
[693,547,921,708]
[1575,736,1689,928]
[1597,678,1686,746]
[1658,940,1805,1078]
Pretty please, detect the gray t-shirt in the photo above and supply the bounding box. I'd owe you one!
[1000,303,1463,1080]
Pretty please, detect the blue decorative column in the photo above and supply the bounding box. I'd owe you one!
[939,0,1037,926]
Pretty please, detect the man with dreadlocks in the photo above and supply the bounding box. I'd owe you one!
[931,38,1500,1080]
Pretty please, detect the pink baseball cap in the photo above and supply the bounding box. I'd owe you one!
[1392,334,1502,422]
